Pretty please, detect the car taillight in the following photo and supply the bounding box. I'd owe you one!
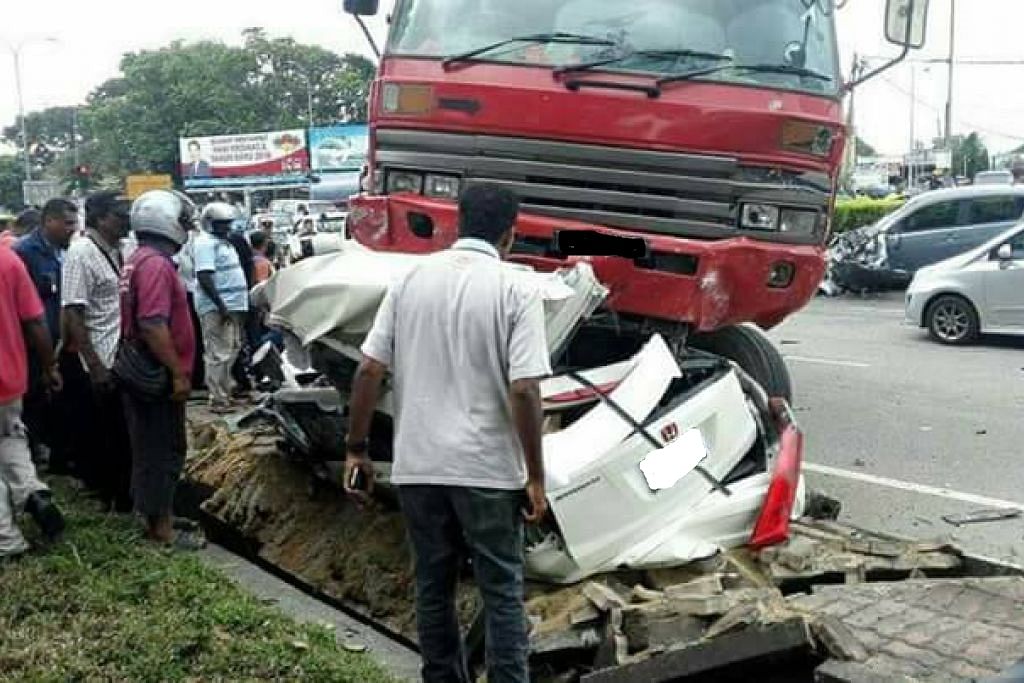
[749,399,803,549]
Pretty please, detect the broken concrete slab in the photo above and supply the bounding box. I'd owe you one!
[941,508,1021,527]
[530,625,604,656]
[809,615,870,662]
[668,587,781,617]
[581,619,812,683]
[583,582,629,612]
[662,574,723,599]
[814,660,919,683]
[621,608,705,653]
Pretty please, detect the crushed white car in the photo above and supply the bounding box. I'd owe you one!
[250,248,805,583]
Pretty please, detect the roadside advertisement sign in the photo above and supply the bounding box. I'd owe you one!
[179,129,309,189]
[22,180,61,208]
[125,174,173,199]
[309,124,368,172]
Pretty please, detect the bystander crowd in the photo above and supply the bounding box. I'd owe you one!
[61,191,134,511]
[0,242,65,561]
[194,203,250,413]
[13,199,78,471]
[345,184,549,683]
[118,190,202,549]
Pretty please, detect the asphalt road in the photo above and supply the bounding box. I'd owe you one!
[767,292,1024,565]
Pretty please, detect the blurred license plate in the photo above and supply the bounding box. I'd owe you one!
[639,428,708,491]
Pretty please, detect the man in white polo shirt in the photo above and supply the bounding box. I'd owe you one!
[344,184,549,683]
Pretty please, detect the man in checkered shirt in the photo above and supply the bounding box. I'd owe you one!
[61,191,134,511]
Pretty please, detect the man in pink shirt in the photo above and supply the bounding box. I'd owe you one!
[0,243,65,560]
[119,190,202,549]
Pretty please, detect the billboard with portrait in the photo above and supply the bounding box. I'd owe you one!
[179,129,309,188]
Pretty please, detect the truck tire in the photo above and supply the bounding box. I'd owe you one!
[688,324,793,402]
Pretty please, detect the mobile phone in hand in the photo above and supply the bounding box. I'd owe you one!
[349,466,367,492]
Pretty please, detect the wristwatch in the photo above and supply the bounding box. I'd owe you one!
[346,438,369,454]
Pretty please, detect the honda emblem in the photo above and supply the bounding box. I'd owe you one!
[660,423,679,443]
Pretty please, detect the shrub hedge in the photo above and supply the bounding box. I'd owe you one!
[833,197,905,234]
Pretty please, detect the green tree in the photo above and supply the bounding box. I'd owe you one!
[4,32,376,184]
[952,132,990,179]
[855,137,878,158]
[0,156,26,211]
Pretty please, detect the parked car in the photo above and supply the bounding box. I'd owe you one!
[287,211,349,263]
[905,222,1024,344]
[825,186,1024,293]
[973,170,1013,186]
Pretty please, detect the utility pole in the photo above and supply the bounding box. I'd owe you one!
[844,54,865,191]
[909,63,917,190]
[944,0,956,147]
[2,37,59,183]
[12,49,30,180]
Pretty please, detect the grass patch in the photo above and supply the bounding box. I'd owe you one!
[0,479,397,682]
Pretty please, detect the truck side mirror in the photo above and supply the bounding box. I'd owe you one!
[885,0,929,49]
[997,243,1014,261]
[343,0,379,16]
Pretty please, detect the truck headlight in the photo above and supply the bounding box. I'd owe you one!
[424,174,461,200]
[386,171,424,194]
[779,209,819,237]
[741,204,780,231]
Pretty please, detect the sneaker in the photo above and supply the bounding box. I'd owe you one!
[25,491,65,542]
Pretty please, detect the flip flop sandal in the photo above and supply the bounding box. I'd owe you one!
[169,531,207,552]
[172,517,200,532]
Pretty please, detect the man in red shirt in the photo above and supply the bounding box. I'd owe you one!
[119,190,202,549]
[0,244,65,560]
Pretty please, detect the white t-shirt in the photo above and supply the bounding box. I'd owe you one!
[361,239,551,490]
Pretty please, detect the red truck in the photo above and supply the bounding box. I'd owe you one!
[336,0,928,545]
[342,0,926,398]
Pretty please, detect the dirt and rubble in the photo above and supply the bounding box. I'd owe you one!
[185,416,1024,682]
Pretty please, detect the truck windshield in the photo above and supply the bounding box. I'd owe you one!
[388,0,840,96]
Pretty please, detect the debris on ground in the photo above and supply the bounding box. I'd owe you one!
[184,417,1016,681]
[941,508,1022,527]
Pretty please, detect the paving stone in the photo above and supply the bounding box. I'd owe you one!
[942,658,1000,680]
[919,582,968,611]
[843,600,906,629]
[872,607,935,638]
[880,640,947,670]
[809,615,870,662]
[814,659,917,683]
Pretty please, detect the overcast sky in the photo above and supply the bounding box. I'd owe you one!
[0,0,1020,157]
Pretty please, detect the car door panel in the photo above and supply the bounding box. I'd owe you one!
[890,199,962,272]
[985,233,1024,329]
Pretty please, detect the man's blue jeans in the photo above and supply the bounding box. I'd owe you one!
[398,485,529,683]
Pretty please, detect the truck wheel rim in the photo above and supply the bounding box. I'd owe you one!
[933,303,969,341]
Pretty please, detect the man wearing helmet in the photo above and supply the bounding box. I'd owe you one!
[119,190,202,549]
[194,202,250,413]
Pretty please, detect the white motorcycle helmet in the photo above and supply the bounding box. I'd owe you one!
[131,189,197,247]
[200,201,238,234]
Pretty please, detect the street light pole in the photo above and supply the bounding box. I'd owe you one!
[11,48,30,180]
[945,0,956,147]
[3,37,59,183]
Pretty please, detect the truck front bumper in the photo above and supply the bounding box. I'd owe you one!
[348,193,826,332]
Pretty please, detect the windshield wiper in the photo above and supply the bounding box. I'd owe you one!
[554,49,732,78]
[658,62,832,87]
[442,32,615,71]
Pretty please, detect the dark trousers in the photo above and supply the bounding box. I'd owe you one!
[66,361,133,511]
[122,393,186,518]
[186,293,205,390]
[24,352,78,472]
[398,485,529,683]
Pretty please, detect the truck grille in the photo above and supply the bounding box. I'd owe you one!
[375,129,831,244]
